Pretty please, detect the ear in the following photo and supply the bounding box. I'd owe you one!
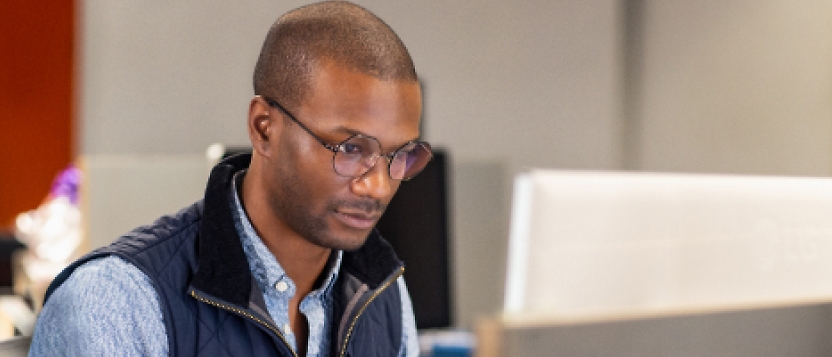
[248,95,280,158]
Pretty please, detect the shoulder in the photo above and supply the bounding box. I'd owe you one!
[42,202,204,307]
[98,202,204,284]
[41,255,160,311]
[40,255,162,320]
[29,256,167,356]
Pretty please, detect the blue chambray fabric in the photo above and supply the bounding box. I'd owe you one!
[28,256,168,357]
[29,173,419,357]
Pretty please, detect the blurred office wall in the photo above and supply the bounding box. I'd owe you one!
[633,0,832,176]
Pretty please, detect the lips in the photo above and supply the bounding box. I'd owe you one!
[334,209,381,230]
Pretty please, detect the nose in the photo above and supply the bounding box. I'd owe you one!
[349,157,393,200]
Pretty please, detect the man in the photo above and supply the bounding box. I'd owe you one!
[28,1,431,356]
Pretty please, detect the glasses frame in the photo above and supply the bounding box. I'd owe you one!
[263,96,432,181]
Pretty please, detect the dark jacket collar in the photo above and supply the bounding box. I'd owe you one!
[190,153,403,307]
[190,153,253,306]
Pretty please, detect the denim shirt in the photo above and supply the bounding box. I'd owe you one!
[29,176,419,356]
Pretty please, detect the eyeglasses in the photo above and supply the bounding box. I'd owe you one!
[264,96,433,181]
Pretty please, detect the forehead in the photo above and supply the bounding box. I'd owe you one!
[297,62,422,147]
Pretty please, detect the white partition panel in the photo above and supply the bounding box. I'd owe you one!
[505,170,832,321]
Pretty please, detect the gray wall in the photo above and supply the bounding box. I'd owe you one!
[78,0,832,328]
[634,0,832,176]
[79,1,624,169]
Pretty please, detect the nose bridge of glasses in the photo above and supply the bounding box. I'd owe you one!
[367,142,410,180]
[361,152,390,176]
[346,135,385,163]
[344,149,398,180]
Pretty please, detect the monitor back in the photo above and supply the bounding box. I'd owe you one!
[488,170,832,356]
[505,170,832,318]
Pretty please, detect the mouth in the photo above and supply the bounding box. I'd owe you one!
[334,209,381,230]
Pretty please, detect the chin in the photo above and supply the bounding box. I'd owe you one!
[322,229,372,251]
[314,215,375,251]
[332,235,370,251]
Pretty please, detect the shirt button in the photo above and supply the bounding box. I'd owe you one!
[283,323,292,334]
[275,280,289,292]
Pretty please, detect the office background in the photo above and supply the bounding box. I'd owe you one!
[3,0,832,329]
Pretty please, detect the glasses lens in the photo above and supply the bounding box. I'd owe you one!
[390,142,433,180]
[333,136,380,177]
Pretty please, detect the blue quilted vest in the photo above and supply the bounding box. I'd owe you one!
[44,154,405,357]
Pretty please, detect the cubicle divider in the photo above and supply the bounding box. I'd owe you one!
[482,170,832,356]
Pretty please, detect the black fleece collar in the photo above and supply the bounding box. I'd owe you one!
[190,153,403,307]
[190,153,253,306]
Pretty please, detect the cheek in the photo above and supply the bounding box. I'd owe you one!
[276,134,325,180]
[286,132,334,175]
[279,142,352,206]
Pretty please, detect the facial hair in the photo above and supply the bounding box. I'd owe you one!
[271,162,386,251]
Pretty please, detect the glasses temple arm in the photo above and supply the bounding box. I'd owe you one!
[264,97,339,153]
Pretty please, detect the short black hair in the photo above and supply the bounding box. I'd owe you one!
[253,1,417,109]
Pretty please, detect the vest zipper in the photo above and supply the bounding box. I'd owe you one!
[338,266,405,357]
[189,289,299,357]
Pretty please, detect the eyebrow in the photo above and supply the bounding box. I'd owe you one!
[331,125,366,138]
[331,125,421,151]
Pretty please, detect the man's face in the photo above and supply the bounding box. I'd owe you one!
[265,62,422,251]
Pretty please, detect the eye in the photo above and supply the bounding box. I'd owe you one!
[340,142,365,155]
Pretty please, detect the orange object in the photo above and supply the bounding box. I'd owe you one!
[0,0,75,227]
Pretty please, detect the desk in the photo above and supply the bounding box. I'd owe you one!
[477,301,832,357]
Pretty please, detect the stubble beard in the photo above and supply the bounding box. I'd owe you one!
[272,167,381,251]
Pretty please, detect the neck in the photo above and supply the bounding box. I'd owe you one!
[240,167,332,294]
